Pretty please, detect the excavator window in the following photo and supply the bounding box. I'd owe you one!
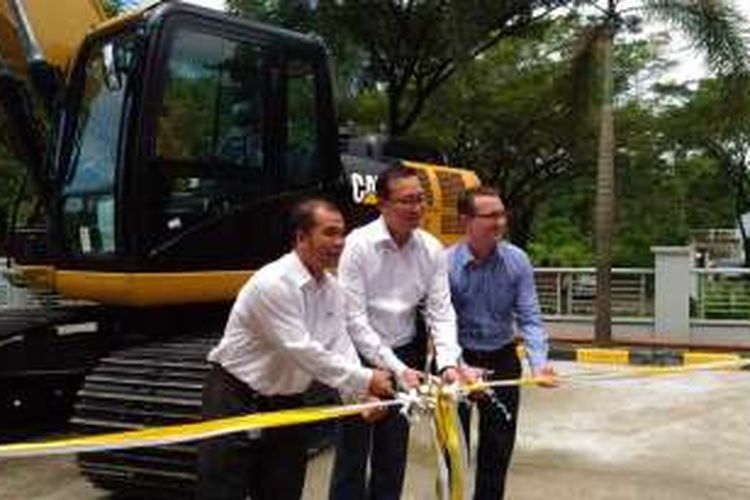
[153,28,272,238]
[284,58,319,187]
[60,32,138,256]
[156,29,266,171]
[144,22,328,264]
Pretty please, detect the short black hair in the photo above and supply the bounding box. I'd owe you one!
[375,160,419,201]
[289,198,340,242]
[456,186,501,217]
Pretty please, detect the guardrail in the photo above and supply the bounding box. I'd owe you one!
[692,268,750,320]
[535,268,654,318]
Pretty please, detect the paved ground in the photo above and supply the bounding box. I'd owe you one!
[1,361,749,499]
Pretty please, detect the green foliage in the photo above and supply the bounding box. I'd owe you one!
[659,78,750,265]
[228,0,568,135]
[527,80,738,267]
[101,0,124,17]
[528,216,594,266]
[409,16,676,250]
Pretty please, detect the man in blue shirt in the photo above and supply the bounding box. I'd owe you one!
[446,186,556,500]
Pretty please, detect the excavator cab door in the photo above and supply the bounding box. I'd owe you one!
[55,4,340,272]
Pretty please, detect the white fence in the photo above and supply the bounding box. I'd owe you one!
[533,266,750,323]
[692,268,750,320]
[535,268,654,318]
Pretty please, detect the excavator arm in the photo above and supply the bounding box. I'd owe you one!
[1,0,109,260]
[0,0,107,75]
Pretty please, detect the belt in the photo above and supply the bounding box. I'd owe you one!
[210,363,306,410]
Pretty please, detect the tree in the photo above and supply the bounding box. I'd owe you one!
[411,15,664,250]
[227,0,570,136]
[529,79,737,268]
[410,17,589,246]
[663,78,750,266]
[569,0,749,345]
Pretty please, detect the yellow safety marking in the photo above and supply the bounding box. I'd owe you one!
[577,348,630,365]
[682,352,742,366]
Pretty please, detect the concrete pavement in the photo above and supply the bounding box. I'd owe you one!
[1,360,748,499]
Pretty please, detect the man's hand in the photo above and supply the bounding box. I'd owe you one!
[458,365,482,386]
[368,369,395,398]
[533,364,558,387]
[440,366,460,384]
[398,367,424,389]
[360,396,388,423]
[441,365,481,386]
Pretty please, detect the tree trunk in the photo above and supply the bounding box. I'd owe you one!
[509,199,536,250]
[594,25,615,346]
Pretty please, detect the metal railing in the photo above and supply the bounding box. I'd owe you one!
[692,268,750,320]
[534,268,654,318]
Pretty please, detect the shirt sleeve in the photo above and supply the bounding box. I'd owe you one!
[338,239,409,376]
[248,282,372,395]
[424,246,461,371]
[514,251,549,371]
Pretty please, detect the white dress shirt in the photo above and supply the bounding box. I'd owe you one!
[339,216,461,373]
[208,251,372,396]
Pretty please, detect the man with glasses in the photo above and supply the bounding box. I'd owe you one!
[447,186,556,500]
[329,162,465,500]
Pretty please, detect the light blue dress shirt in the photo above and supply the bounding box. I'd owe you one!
[447,241,548,370]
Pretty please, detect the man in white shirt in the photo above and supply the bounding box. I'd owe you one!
[329,163,465,500]
[198,198,393,500]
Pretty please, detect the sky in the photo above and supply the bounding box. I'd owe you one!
[142,0,750,84]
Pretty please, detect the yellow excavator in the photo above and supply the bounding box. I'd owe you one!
[1,0,478,496]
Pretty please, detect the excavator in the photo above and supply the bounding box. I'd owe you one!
[0,0,478,497]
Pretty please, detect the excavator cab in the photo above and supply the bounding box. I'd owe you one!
[50,3,340,274]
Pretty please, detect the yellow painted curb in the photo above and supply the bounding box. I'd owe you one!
[683,352,742,366]
[576,348,630,365]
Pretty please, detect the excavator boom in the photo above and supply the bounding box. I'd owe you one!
[0,0,107,74]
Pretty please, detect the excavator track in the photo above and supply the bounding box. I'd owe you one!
[70,335,339,498]
[71,336,214,498]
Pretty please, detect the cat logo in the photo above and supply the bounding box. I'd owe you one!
[350,172,379,205]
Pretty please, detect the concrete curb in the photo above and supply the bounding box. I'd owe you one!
[547,343,749,366]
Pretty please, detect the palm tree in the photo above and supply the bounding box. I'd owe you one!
[573,0,749,345]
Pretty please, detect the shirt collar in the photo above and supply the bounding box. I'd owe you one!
[372,216,416,250]
[456,240,504,268]
[288,251,326,289]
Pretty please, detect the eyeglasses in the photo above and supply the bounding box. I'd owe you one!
[391,195,427,206]
[472,211,505,219]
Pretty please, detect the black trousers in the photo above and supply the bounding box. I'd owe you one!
[459,343,521,500]
[329,337,426,500]
[197,364,308,500]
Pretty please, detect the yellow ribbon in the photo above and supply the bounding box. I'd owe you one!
[0,400,397,458]
[432,386,468,500]
[0,359,745,461]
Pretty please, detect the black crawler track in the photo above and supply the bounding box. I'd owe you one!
[71,337,213,498]
[70,336,338,498]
